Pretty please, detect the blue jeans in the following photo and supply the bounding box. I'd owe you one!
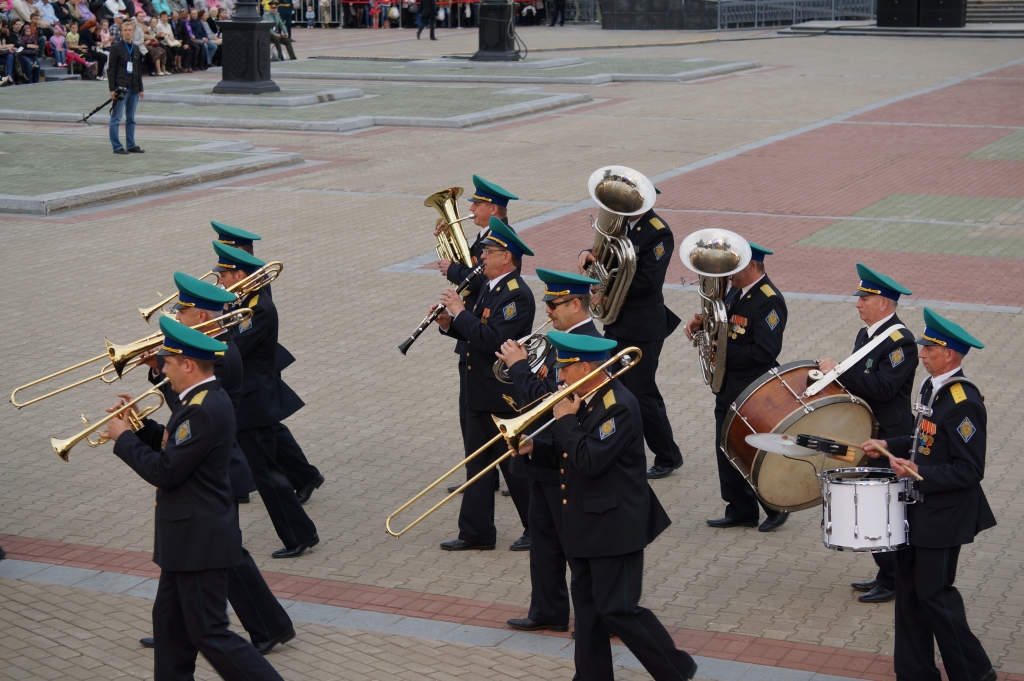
[203,41,217,65]
[109,88,139,151]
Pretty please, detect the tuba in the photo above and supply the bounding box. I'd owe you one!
[426,187,474,268]
[583,166,656,325]
[679,229,751,394]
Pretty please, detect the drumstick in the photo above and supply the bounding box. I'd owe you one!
[828,437,924,481]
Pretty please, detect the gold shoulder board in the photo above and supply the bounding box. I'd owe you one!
[250,294,259,308]
[890,330,904,342]
[507,279,519,291]
[950,383,967,404]
[760,284,776,298]
[190,390,208,406]
[603,390,616,409]
[649,217,666,230]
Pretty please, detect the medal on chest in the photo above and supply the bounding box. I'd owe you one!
[728,315,747,340]
[917,418,936,455]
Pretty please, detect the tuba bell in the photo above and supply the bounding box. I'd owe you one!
[583,166,656,325]
[426,187,475,268]
[679,229,751,393]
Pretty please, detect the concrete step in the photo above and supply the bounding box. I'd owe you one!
[786,22,1024,36]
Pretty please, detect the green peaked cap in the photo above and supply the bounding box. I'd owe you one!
[213,241,265,273]
[211,221,261,247]
[547,330,618,364]
[173,272,237,311]
[919,308,984,354]
[157,315,228,360]
[855,263,912,299]
[748,242,773,262]
[469,175,519,206]
[485,217,533,258]
[536,268,599,301]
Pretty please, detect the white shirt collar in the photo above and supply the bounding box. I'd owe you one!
[737,273,766,299]
[928,366,962,394]
[627,216,641,231]
[179,375,217,402]
[487,270,514,292]
[865,312,896,339]
[564,317,592,333]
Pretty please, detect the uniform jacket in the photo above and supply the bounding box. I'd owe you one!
[443,271,535,414]
[887,372,996,548]
[535,379,671,558]
[149,332,243,414]
[718,274,787,405]
[106,38,144,92]
[601,209,680,343]
[250,283,306,417]
[230,290,304,429]
[511,319,601,484]
[113,380,242,571]
[838,314,918,439]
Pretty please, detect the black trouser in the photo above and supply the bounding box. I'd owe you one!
[603,333,682,469]
[153,568,284,681]
[273,422,321,492]
[227,548,293,644]
[549,1,565,25]
[457,408,530,545]
[569,551,695,681]
[185,40,203,68]
[894,545,992,681]
[229,442,257,496]
[714,393,779,521]
[237,425,318,549]
[417,17,435,39]
[527,480,569,626]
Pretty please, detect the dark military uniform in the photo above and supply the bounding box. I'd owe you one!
[511,318,601,627]
[716,276,787,521]
[443,270,535,545]
[534,378,695,681]
[113,378,283,681]
[270,343,322,495]
[600,210,683,471]
[886,373,996,681]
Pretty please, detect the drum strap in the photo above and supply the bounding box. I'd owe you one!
[803,324,907,398]
[906,378,980,502]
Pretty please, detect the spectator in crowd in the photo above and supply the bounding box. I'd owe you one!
[28,10,53,44]
[1,19,24,85]
[50,22,67,65]
[416,0,435,40]
[108,15,121,42]
[76,19,106,76]
[200,8,221,64]
[1,0,14,23]
[167,0,186,15]
[219,0,234,14]
[142,14,165,73]
[171,8,198,70]
[276,0,292,37]
[188,7,215,66]
[305,3,313,27]
[319,0,331,27]
[73,0,98,30]
[30,0,55,28]
[151,0,169,15]
[17,17,41,81]
[54,0,74,25]
[65,19,98,73]
[107,16,145,154]
[11,0,32,23]
[263,1,294,60]
[155,11,180,71]
[104,0,127,18]
[549,0,566,26]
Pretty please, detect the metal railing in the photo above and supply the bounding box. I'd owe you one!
[717,0,875,29]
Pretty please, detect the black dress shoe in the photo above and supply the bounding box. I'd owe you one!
[646,463,681,479]
[858,585,896,603]
[706,516,758,528]
[296,473,325,504]
[140,636,154,648]
[507,617,568,632]
[272,535,319,558]
[446,483,464,494]
[759,512,789,532]
[236,494,250,504]
[113,148,129,155]
[501,488,511,497]
[440,538,495,551]
[254,628,295,654]
[851,579,877,593]
[128,146,145,153]
[509,535,531,551]
[979,669,997,681]
[0,545,6,561]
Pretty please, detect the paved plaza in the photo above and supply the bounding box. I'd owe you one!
[1,23,1024,681]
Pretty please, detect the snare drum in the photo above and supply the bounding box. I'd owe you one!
[822,468,908,552]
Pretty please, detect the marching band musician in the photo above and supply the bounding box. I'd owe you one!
[213,242,320,559]
[516,332,697,681]
[818,265,918,605]
[577,192,684,480]
[862,308,996,681]
[495,269,602,633]
[685,243,789,532]
[100,317,286,681]
[435,219,535,552]
[434,176,521,498]
[137,273,295,655]
[212,222,326,506]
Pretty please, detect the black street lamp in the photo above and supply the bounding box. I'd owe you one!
[213,0,281,94]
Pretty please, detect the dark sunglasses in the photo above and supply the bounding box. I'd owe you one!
[545,299,574,310]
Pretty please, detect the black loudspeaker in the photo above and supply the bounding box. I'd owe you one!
[876,0,919,26]
[918,0,967,27]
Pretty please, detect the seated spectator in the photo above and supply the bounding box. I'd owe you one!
[188,7,214,66]
[18,17,42,82]
[50,22,66,64]
[143,14,166,73]
[1,19,22,85]
[72,0,98,30]
[151,0,169,16]
[305,3,313,28]
[171,8,198,70]
[30,0,55,28]
[104,0,126,19]
[166,0,186,15]
[54,0,74,25]
[263,2,294,60]
[11,0,33,24]
[157,9,183,71]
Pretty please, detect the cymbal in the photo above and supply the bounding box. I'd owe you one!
[745,433,823,457]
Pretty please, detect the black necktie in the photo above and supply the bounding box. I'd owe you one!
[920,378,934,405]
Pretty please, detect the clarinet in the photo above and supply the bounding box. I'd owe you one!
[397,263,484,355]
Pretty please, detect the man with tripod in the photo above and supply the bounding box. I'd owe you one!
[107,17,145,154]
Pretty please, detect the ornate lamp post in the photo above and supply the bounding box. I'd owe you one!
[471,0,520,61]
[213,0,281,94]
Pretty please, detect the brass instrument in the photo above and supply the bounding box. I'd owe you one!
[50,379,169,461]
[10,309,252,409]
[385,346,641,537]
[426,187,475,268]
[138,271,220,322]
[583,166,656,325]
[492,319,553,384]
[679,229,751,393]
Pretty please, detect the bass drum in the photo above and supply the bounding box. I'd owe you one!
[721,360,877,513]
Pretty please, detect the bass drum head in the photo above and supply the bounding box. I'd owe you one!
[756,399,876,512]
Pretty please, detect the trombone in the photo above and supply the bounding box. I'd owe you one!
[138,271,220,322]
[137,263,281,323]
[385,346,641,537]
[10,309,252,409]
[50,379,169,461]
[492,319,553,384]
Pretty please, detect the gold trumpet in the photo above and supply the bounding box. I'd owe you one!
[385,346,641,538]
[137,263,281,323]
[138,271,220,322]
[10,309,252,409]
[50,379,169,461]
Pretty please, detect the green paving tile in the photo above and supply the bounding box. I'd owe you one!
[798,220,1024,259]
[275,57,728,78]
[0,81,546,121]
[967,129,1024,161]
[0,133,244,195]
[852,193,1024,225]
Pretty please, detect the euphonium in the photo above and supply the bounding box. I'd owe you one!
[583,166,656,325]
[426,187,474,268]
[493,319,553,385]
[678,229,752,393]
